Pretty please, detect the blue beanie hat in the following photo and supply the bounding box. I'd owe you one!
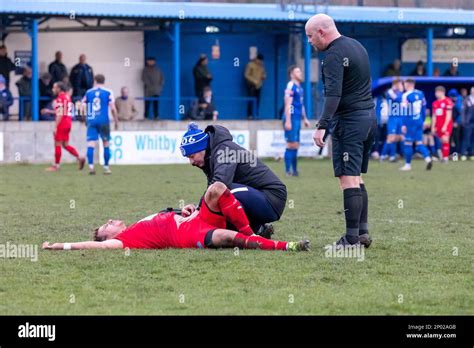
[180,122,209,157]
[447,88,459,97]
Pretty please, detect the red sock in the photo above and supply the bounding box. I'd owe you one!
[64,145,79,158]
[217,189,253,236]
[233,232,288,251]
[54,146,61,165]
[442,142,450,159]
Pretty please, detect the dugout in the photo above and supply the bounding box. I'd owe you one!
[1,0,474,121]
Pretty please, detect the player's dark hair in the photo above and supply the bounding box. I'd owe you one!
[405,78,416,85]
[93,228,104,242]
[94,74,105,84]
[435,85,446,93]
[288,65,299,77]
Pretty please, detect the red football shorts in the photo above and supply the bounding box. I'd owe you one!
[175,202,227,249]
[435,125,452,138]
[54,118,72,142]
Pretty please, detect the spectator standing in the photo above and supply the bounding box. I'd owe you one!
[0,45,15,89]
[461,87,474,160]
[142,57,164,120]
[410,61,426,76]
[70,54,94,100]
[383,59,401,77]
[48,51,68,84]
[115,86,138,121]
[193,54,212,99]
[0,75,13,121]
[16,66,32,120]
[39,72,53,110]
[244,53,266,119]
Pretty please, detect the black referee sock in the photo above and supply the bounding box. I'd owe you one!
[359,184,369,236]
[343,187,362,244]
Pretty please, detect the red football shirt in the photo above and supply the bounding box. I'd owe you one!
[55,92,73,119]
[432,97,453,127]
[114,212,178,249]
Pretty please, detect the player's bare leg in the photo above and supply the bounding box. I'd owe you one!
[209,229,309,252]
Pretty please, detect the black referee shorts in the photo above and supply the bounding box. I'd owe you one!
[331,109,377,177]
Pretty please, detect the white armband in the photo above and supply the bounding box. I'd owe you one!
[63,243,72,250]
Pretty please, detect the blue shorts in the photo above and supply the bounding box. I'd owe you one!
[404,120,424,143]
[283,120,301,143]
[87,123,111,142]
[387,116,403,135]
[228,183,280,232]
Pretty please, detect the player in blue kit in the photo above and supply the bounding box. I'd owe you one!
[82,74,119,175]
[283,65,310,176]
[399,79,433,171]
[380,78,404,162]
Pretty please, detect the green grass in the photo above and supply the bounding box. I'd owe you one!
[0,159,473,315]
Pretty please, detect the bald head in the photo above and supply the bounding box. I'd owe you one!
[305,14,341,51]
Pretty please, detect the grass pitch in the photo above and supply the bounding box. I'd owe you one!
[0,159,473,315]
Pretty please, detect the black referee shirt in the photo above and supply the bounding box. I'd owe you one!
[321,35,374,119]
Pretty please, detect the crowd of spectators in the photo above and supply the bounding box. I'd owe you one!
[383,58,460,77]
[0,44,270,122]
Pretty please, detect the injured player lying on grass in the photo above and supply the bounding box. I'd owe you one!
[42,182,309,252]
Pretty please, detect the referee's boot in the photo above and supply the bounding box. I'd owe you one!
[335,235,361,248]
[358,233,372,248]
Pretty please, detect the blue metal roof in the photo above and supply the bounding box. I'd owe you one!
[1,1,474,25]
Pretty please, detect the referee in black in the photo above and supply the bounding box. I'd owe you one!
[305,14,376,248]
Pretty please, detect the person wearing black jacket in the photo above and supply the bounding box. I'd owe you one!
[48,51,68,84]
[306,14,376,248]
[0,45,16,89]
[193,54,212,98]
[179,123,287,238]
[69,54,94,100]
[39,72,53,110]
